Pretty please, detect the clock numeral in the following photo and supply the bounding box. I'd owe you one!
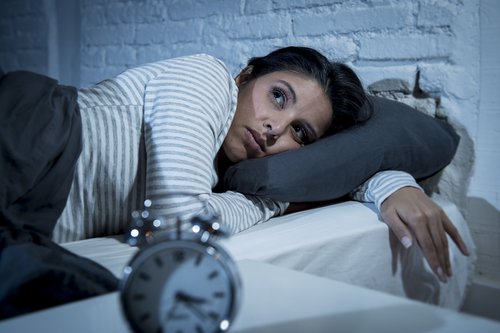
[139,312,151,322]
[133,293,146,300]
[195,254,203,266]
[154,256,163,268]
[139,272,151,281]
[208,311,219,321]
[213,292,225,298]
[173,250,184,262]
[208,270,218,280]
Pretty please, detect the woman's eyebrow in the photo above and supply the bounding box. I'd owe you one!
[303,121,318,142]
[278,80,296,104]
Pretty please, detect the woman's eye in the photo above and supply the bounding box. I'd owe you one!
[293,125,307,143]
[273,90,284,107]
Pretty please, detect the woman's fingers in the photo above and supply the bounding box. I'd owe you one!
[424,208,450,280]
[382,203,447,282]
[403,209,449,282]
[380,207,414,248]
[380,186,469,283]
[442,214,471,257]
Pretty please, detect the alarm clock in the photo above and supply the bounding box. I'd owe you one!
[119,207,242,333]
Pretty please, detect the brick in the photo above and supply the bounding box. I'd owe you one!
[133,3,168,24]
[169,43,210,59]
[136,24,168,45]
[202,40,277,74]
[298,35,357,62]
[203,14,290,39]
[293,5,412,36]
[82,25,135,46]
[81,48,105,67]
[12,16,48,35]
[105,46,137,66]
[137,45,172,65]
[419,63,477,99]
[245,0,272,15]
[105,3,128,25]
[104,2,166,25]
[164,21,203,44]
[358,35,453,60]
[202,42,251,70]
[82,6,106,26]
[417,2,454,27]
[273,0,342,10]
[168,0,241,20]
[136,21,202,45]
[352,65,418,92]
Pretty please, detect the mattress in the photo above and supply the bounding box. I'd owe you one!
[62,200,476,310]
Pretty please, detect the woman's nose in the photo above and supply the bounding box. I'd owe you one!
[264,113,293,141]
[265,125,278,140]
[264,119,283,140]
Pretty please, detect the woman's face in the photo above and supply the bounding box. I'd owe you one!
[223,67,332,163]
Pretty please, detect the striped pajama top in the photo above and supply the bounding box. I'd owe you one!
[52,54,419,243]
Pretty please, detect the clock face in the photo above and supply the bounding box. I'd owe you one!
[121,241,239,333]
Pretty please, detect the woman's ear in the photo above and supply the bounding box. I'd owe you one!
[234,65,254,88]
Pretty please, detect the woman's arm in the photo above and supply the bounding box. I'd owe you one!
[350,171,470,282]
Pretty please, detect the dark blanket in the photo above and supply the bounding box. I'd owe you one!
[0,70,118,320]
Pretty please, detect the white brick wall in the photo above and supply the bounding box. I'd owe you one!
[0,0,49,75]
[1,0,499,285]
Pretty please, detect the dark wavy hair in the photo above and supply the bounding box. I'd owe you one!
[246,46,372,136]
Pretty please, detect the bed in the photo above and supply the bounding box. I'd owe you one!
[62,199,476,311]
[1,69,473,319]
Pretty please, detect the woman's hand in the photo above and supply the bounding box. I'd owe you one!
[380,186,470,283]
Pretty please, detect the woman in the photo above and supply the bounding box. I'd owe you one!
[0,47,467,317]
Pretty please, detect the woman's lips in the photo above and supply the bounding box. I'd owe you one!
[245,128,265,153]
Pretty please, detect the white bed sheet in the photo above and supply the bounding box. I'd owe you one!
[61,200,476,310]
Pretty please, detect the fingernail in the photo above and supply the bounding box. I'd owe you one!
[437,267,448,283]
[401,236,412,249]
[463,246,471,256]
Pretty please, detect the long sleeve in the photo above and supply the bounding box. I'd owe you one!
[349,170,423,210]
[143,54,287,235]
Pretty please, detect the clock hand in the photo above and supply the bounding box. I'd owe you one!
[176,291,208,304]
[175,292,217,323]
[165,300,188,321]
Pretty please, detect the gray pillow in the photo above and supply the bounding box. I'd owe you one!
[223,96,460,202]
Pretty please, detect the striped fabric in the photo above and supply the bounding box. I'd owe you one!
[53,54,287,243]
[349,170,423,209]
